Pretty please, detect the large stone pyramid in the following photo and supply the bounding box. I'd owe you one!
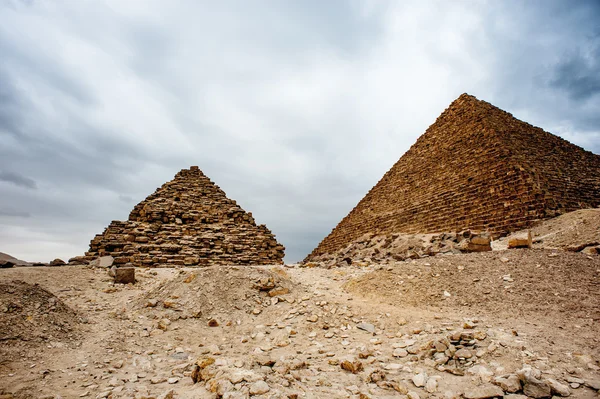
[85,166,285,266]
[305,93,600,261]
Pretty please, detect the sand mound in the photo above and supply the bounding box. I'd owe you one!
[345,250,599,323]
[136,266,296,322]
[0,280,80,359]
[530,208,600,250]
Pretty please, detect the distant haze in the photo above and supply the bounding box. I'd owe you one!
[1,1,599,263]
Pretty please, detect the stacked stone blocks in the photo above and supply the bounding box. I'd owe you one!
[306,94,600,261]
[86,166,284,267]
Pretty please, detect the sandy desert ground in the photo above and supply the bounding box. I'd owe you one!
[1,211,599,399]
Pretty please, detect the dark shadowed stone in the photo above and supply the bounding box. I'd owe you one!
[114,267,135,284]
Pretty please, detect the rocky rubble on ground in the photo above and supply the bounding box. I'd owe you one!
[305,231,493,267]
[0,280,80,360]
[1,236,598,398]
[135,266,295,326]
[492,208,600,255]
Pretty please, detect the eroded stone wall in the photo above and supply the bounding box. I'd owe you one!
[86,167,285,266]
[305,94,600,261]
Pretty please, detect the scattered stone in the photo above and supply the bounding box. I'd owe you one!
[49,258,66,266]
[517,367,551,398]
[508,231,532,249]
[412,372,428,387]
[208,319,219,327]
[191,357,216,383]
[407,391,420,399]
[393,348,409,358]
[357,323,376,334]
[493,374,521,393]
[463,385,504,399]
[146,298,159,308]
[249,380,270,395]
[114,267,135,284]
[547,378,571,396]
[340,359,364,374]
[425,376,439,393]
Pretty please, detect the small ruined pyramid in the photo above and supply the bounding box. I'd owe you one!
[85,166,285,266]
[305,93,600,261]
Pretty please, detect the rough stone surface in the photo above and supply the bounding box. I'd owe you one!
[508,231,532,249]
[90,256,114,268]
[463,385,504,399]
[306,93,600,261]
[114,267,135,284]
[248,380,270,395]
[85,167,285,266]
[493,374,521,393]
[547,378,571,396]
[518,367,552,398]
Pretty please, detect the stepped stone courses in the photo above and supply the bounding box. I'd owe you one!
[86,166,284,267]
[306,93,600,261]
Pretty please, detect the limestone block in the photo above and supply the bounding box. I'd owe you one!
[114,267,135,284]
[508,231,532,249]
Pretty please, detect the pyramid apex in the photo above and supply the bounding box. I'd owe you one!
[453,92,480,103]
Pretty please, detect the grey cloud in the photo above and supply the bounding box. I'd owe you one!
[0,209,31,218]
[119,195,133,203]
[549,41,600,101]
[0,1,599,263]
[0,170,37,189]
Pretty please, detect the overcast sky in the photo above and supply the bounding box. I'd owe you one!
[1,0,599,263]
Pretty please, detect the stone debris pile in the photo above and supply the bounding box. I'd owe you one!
[306,230,492,267]
[84,166,284,267]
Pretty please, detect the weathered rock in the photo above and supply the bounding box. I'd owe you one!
[454,348,472,359]
[425,376,439,393]
[460,235,492,252]
[581,245,599,255]
[0,260,15,268]
[508,231,532,249]
[463,385,504,399]
[68,256,89,265]
[249,380,270,395]
[393,348,409,358]
[585,378,600,390]
[191,357,215,383]
[493,374,521,393]
[114,267,135,284]
[412,372,428,387]
[547,378,571,396]
[517,368,551,398]
[340,359,364,374]
[357,323,376,334]
[90,256,114,268]
[49,258,66,266]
